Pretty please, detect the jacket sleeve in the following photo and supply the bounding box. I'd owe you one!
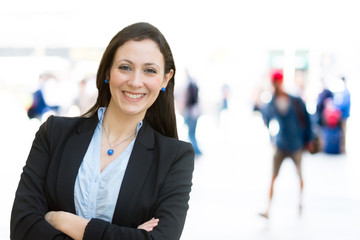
[10,116,71,240]
[261,102,273,128]
[82,142,195,240]
[302,100,314,144]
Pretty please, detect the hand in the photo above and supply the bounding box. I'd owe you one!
[45,211,64,230]
[306,140,317,154]
[137,217,159,232]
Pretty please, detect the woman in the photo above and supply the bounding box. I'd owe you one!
[11,22,195,240]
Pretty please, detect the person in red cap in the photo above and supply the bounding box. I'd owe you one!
[259,69,314,219]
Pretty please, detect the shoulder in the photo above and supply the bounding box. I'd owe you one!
[289,95,305,106]
[155,131,194,155]
[265,97,276,111]
[40,114,98,138]
[139,121,192,150]
[48,115,87,126]
[45,115,92,130]
[290,94,303,102]
[139,122,194,165]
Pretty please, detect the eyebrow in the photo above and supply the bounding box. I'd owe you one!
[115,59,160,68]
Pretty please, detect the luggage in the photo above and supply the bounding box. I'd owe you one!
[322,126,342,154]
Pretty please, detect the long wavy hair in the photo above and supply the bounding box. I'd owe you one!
[84,22,178,139]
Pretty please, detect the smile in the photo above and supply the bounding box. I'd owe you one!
[123,91,145,99]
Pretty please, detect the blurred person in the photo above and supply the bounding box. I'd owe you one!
[10,22,195,240]
[217,82,231,128]
[315,78,334,127]
[334,75,351,153]
[182,69,202,156]
[75,76,98,115]
[322,98,342,154]
[259,69,314,219]
[313,78,334,152]
[220,83,230,112]
[27,73,60,121]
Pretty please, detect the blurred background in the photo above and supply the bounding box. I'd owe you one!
[1,0,359,239]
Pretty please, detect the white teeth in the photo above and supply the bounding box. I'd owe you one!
[124,92,144,99]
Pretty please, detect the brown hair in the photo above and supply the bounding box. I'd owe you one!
[84,22,178,139]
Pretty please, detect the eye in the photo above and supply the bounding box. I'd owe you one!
[119,65,132,71]
[144,68,157,74]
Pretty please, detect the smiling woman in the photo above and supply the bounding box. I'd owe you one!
[107,39,173,120]
[10,22,195,240]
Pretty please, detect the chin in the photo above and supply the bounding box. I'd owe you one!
[122,107,146,117]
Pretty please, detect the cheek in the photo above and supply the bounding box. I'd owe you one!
[108,80,124,98]
[109,73,125,88]
[152,91,160,99]
[146,81,161,100]
[108,82,117,93]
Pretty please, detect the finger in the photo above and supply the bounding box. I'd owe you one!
[148,218,159,223]
[146,221,159,227]
[143,218,159,225]
[45,211,54,222]
[138,218,159,232]
[140,220,158,229]
[138,225,155,232]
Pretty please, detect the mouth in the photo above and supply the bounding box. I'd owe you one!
[123,91,145,100]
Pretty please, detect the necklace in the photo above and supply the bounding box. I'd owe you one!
[102,122,135,156]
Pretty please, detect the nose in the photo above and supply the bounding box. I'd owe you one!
[128,70,143,88]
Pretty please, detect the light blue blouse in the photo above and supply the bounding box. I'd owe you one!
[74,107,142,222]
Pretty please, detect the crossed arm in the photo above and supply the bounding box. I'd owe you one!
[45,212,159,240]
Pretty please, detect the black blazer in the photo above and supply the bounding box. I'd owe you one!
[10,113,194,240]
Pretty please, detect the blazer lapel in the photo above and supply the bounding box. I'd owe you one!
[112,121,155,225]
[56,114,99,213]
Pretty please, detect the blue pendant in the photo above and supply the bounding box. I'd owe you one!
[107,149,114,155]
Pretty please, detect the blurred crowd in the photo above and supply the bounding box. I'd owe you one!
[254,72,351,156]
[5,62,352,158]
[1,48,354,224]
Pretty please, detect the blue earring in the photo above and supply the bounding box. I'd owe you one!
[104,79,109,83]
[161,87,166,92]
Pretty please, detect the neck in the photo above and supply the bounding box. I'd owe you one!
[103,103,143,141]
[274,88,287,97]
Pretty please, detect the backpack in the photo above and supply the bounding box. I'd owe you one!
[323,100,342,128]
[293,97,320,154]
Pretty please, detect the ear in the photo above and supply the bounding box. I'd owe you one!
[162,69,174,88]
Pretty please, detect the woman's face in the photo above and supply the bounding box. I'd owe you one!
[108,39,173,118]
